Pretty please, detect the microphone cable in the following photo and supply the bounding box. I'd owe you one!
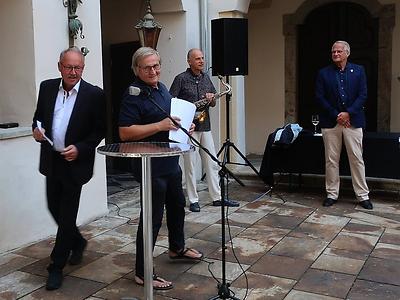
[137,85,251,299]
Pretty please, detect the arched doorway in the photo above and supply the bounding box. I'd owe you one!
[298,2,378,132]
[283,0,395,132]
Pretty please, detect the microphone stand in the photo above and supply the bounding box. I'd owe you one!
[146,92,240,300]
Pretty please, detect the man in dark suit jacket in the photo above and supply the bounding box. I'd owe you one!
[316,40,372,209]
[32,46,106,290]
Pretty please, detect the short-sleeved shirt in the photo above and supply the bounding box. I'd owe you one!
[169,68,216,132]
[119,79,179,179]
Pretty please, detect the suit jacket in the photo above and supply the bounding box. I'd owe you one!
[315,62,367,129]
[32,78,106,185]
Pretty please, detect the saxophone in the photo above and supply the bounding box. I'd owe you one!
[194,76,232,122]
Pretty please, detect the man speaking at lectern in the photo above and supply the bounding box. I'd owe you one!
[119,47,203,290]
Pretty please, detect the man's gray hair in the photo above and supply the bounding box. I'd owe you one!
[187,48,202,60]
[333,40,350,56]
[131,47,161,75]
[59,46,85,62]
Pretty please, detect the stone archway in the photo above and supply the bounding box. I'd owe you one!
[283,0,395,131]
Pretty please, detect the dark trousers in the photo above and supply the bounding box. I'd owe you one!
[135,169,186,277]
[46,156,86,271]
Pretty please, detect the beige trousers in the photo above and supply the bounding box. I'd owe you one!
[183,131,221,204]
[322,125,369,201]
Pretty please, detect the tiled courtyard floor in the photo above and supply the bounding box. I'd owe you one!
[1,165,400,299]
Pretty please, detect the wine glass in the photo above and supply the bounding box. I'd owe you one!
[311,114,319,135]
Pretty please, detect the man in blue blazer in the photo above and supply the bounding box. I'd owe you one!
[316,40,372,209]
[32,46,106,290]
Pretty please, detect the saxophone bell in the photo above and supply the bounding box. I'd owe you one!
[198,111,207,123]
[194,110,207,123]
[193,76,231,123]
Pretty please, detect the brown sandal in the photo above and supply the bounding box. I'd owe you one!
[169,247,203,260]
[134,274,173,290]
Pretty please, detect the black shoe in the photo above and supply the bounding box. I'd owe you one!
[69,239,87,265]
[189,202,200,212]
[212,199,240,207]
[46,267,63,290]
[323,198,337,207]
[359,200,373,210]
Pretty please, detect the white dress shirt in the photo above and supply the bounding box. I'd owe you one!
[52,80,81,152]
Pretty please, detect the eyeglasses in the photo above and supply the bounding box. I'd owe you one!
[331,50,344,54]
[60,63,84,73]
[139,63,161,74]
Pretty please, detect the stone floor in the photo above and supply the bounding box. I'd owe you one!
[1,160,400,300]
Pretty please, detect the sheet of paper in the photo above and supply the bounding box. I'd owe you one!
[36,120,54,146]
[169,98,196,144]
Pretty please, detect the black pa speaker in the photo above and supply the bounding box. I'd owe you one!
[211,18,248,76]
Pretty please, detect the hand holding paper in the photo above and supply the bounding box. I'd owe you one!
[36,120,54,146]
[169,98,196,143]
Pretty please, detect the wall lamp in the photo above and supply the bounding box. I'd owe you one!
[135,0,162,49]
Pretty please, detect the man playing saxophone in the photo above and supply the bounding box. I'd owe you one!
[170,48,239,212]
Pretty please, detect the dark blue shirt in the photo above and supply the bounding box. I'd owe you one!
[119,80,179,179]
[337,69,348,110]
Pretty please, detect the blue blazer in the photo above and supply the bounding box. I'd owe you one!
[32,78,106,185]
[315,62,367,129]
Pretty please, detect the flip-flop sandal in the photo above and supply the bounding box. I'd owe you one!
[134,274,173,290]
[169,247,204,260]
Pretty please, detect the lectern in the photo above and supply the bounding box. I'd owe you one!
[97,142,194,300]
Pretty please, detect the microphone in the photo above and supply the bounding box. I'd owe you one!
[129,85,152,98]
[128,86,141,96]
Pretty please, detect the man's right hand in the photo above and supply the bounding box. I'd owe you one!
[33,127,46,142]
[158,116,181,132]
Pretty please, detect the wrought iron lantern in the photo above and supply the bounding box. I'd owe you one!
[135,0,162,49]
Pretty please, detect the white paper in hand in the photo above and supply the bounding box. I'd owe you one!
[169,98,196,143]
[36,120,54,146]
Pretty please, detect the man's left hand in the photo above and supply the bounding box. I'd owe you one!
[337,112,351,128]
[61,145,79,161]
[205,93,216,106]
[189,123,195,135]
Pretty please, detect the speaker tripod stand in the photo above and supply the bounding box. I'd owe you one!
[217,76,261,187]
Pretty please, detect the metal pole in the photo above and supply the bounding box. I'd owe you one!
[142,156,153,300]
[225,76,231,162]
